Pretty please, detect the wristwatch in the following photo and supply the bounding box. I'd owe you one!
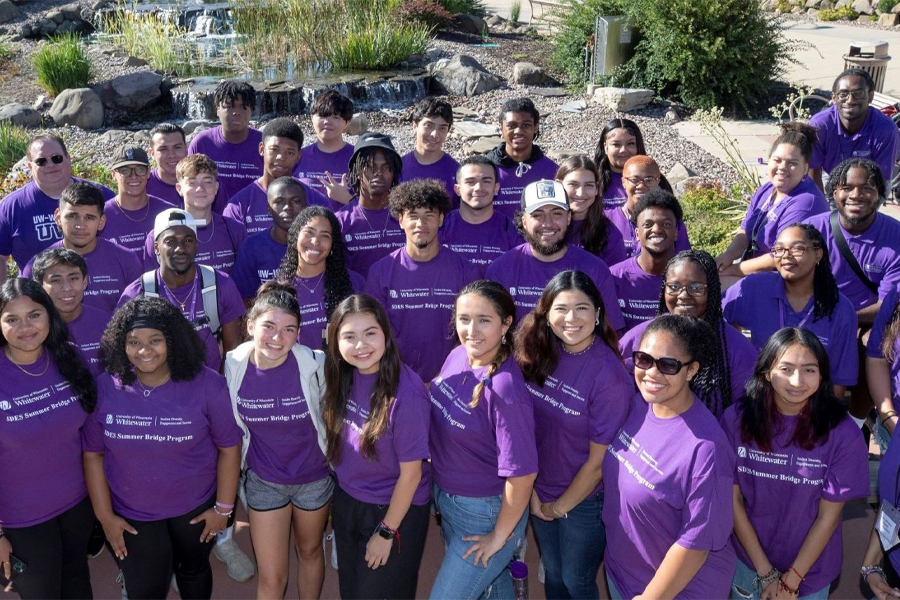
[375,522,395,540]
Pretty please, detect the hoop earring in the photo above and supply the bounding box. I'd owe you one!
[595,317,600,326]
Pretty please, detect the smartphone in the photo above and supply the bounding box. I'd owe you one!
[0,553,27,587]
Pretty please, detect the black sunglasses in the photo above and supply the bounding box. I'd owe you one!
[33,154,65,167]
[632,350,692,375]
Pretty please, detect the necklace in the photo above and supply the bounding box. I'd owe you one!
[358,204,390,241]
[295,271,325,295]
[134,374,171,397]
[161,272,198,312]
[562,336,596,356]
[6,348,50,377]
[196,216,215,244]
[115,197,151,222]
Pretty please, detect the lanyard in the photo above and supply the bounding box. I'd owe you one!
[749,190,778,249]
[778,297,814,330]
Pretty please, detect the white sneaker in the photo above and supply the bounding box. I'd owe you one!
[116,569,128,600]
[170,574,180,596]
[213,538,256,582]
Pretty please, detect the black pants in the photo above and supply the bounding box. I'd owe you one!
[3,496,94,599]
[119,497,215,600]
[332,485,430,600]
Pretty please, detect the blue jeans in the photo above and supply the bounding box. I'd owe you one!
[531,492,605,600]
[606,574,623,600]
[731,559,830,600]
[430,484,529,600]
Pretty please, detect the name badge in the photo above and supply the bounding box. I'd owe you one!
[766,209,778,221]
[877,500,900,553]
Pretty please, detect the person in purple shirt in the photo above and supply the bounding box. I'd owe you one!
[429,280,538,600]
[0,133,114,280]
[322,294,431,600]
[485,179,626,331]
[724,327,868,600]
[867,287,900,441]
[335,132,406,277]
[593,118,672,211]
[20,182,142,313]
[724,225,859,397]
[514,270,631,600]
[187,80,263,201]
[556,154,626,267]
[809,68,899,191]
[83,296,242,599]
[603,315,736,599]
[400,97,460,206]
[366,179,479,381]
[232,176,308,302]
[143,154,246,273]
[31,248,110,375]
[717,123,828,287]
[611,189,682,331]
[224,281,332,600]
[276,205,363,349]
[100,144,177,253]
[864,421,900,598]
[620,249,757,418]
[296,90,356,200]
[440,155,520,277]
[0,278,97,599]
[486,97,560,219]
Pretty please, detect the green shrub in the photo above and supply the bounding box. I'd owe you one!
[435,0,485,15]
[509,0,522,22]
[774,0,792,12]
[680,182,745,256]
[31,33,93,96]
[819,5,857,19]
[877,0,897,12]
[99,8,209,75]
[72,157,116,191]
[0,121,30,179]
[549,0,625,89]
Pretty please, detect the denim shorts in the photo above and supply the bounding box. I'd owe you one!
[244,469,334,512]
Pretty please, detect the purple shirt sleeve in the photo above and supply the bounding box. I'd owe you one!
[821,417,870,501]
[491,372,539,479]
[867,287,899,359]
[222,201,242,223]
[676,441,734,551]
[216,272,247,325]
[204,371,243,449]
[588,364,631,445]
[593,261,626,332]
[364,260,389,307]
[82,406,105,452]
[390,370,431,463]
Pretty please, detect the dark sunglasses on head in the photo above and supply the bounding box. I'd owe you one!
[33,154,65,167]
[632,350,692,375]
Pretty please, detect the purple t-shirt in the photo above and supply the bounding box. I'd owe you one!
[0,352,89,527]
[440,210,521,278]
[809,105,900,181]
[332,365,432,505]
[222,180,329,236]
[722,406,868,595]
[429,347,538,497]
[740,177,828,258]
[334,201,406,277]
[485,244,626,331]
[291,270,365,350]
[610,257,664,331]
[21,238,142,314]
[494,155,560,220]
[620,318,758,418]
[83,368,242,521]
[603,205,691,260]
[569,218,627,267]
[603,171,628,209]
[603,393,736,600]
[529,341,631,502]
[142,213,247,274]
[68,304,112,376]
[878,424,900,576]
[803,211,900,311]
[145,168,231,214]
[0,178,114,267]
[118,268,246,369]
[187,126,264,200]
[366,246,480,382]
[236,352,329,485]
[100,195,177,254]
[295,142,354,196]
[231,229,286,299]
[400,152,460,206]
[723,271,859,386]
[866,287,900,405]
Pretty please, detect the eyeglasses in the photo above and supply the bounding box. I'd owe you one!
[115,166,149,177]
[770,244,814,258]
[632,350,693,375]
[32,154,65,167]
[664,282,708,296]
[624,176,660,186]
[835,89,868,101]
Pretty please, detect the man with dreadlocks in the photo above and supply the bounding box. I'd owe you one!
[334,132,406,277]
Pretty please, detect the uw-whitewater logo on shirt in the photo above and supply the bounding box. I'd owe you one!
[106,414,114,424]
[737,446,747,458]
[389,289,398,299]
[345,234,353,243]
[509,287,517,296]
[245,216,252,224]
[0,401,9,410]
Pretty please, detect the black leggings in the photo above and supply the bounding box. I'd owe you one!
[3,496,94,599]
[119,497,215,600]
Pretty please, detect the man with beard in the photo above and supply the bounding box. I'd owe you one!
[486,179,625,332]
[610,189,683,331]
[365,179,479,381]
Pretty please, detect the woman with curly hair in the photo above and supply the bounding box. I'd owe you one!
[0,278,96,599]
[83,296,241,599]
[724,224,859,398]
[514,271,630,600]
[619,250,757,418]
[277,205,363,349]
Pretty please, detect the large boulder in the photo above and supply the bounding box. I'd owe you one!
[0,103,41,127]
[512,62,547,86]
[429,54,502,97]
[453,13,487,35]
[852,0,873,12]
[591,87,655,112]
[0,0,21,23]
[48,88,103,129]
[95,71,163,111]
[880,11,899,23]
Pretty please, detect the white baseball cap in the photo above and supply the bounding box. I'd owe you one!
[521,180,569,213]
[153,208,206,239]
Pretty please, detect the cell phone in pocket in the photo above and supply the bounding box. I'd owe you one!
[0,553,27,587]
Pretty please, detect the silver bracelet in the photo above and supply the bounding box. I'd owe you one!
[861,565,886,580]
[213,506,233,517]
[754,567,780,590]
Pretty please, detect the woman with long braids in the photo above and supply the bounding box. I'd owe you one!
[592,118,673,210]
[723,328,867,600]
[322,294,431,599]
[277,205,363,349]
[514,270,631,600]
[724,224,858,398]
[619,249,757,417]
[429,280,538,599]
[0,279,96,599]
[83,297,241,599]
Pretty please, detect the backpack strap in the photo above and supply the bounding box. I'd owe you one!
[141,271,159,298]
[198,265,221,338]
[830,210,879,295]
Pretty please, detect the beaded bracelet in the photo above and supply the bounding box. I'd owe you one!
[754,567,780,591]
[213,505,233,517]
[779,578,800,597]
[862,565,886,581]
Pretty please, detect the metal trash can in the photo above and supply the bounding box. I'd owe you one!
[843,41,891,93]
